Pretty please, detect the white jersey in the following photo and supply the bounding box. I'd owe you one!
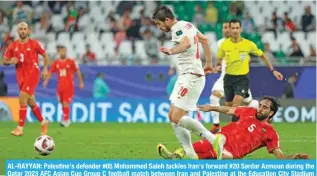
[217,38,226,80]
[170,21,204,76]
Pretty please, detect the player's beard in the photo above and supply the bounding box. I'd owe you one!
[256,112,269,121]
[19,33,28,40]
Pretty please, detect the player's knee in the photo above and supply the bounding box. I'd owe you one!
[232,95,244,107]
[168,109,173,122]
[170,115,179,124]
[27,99,37,108]
[28,103,36,108]
[19,91,29,105]
[210,95,221,105]
[171,111,185,124]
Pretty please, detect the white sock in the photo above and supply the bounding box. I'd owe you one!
[178,116,216,144]
[171,122,198,159]
[210,95,220,124]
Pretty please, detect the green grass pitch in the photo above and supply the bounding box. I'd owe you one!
[0,122,316,174]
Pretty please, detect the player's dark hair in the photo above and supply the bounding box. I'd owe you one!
[152,6,175,21]
[229,19,241,27]
[223,20,230,24]
[260,96,281,119]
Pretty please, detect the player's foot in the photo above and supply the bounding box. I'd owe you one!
[212,134,226,160]
[210,124,221,133]
[157,144,173,159]
[173,148,198,160]
[60,120,71,127]
[41,120,49,135]
[172,148,186,159]
[11,127,23,136]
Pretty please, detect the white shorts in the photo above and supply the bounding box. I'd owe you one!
[211,78,253,103]
[169,74,205,111]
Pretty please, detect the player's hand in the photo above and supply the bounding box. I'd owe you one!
[41,68,49,80]
[213,65,222,73]
[197,104,213,112]
[159,47,172,55]
[168,68,175,76]
[203,65,213,75]
[273,70,283,81]
[11,57,19,65]
[293,153,310,159]
[79,82,84,89]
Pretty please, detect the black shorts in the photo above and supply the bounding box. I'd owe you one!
[224,74,249,102]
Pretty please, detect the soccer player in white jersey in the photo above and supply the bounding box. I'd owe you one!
[152,6,225,160]
[209,22,259,133]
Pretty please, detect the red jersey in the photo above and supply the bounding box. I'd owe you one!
[49,58,78,91]
[4,39,46,84]
[221,107,280,159]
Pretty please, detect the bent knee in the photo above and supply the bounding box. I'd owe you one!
[170,110,187,124]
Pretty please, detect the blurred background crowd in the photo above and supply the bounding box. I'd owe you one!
[0,1,315,66]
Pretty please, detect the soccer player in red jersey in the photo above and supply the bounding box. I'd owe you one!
[157,96,310,159]
[43,45,84,127]
[2,22,50,136]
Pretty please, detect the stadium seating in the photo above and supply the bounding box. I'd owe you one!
[2,1,315,65]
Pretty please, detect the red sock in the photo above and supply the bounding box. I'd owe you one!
[62,107,70,121]
[32,106,44,122]
[18,105,27,127]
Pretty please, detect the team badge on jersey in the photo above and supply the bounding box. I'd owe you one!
[176,30,183,36]
[261,128,267,133]
[240,53,246,60]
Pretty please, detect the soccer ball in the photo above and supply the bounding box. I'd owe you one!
[34,135,55,156]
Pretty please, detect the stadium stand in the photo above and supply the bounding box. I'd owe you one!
[0,1,315,66]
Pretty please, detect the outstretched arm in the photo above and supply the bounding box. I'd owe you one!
[272,149,310,159]
[260,54,283,80]
[197,105,236,115]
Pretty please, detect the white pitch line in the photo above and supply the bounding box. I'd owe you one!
[0,137,315,144]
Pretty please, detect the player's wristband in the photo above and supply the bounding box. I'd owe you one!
[271,69,275,72]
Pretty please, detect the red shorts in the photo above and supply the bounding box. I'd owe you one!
[193,139,234,159]
[18,74,40,95]
[193,140,217,159]
[57,89,74,103]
